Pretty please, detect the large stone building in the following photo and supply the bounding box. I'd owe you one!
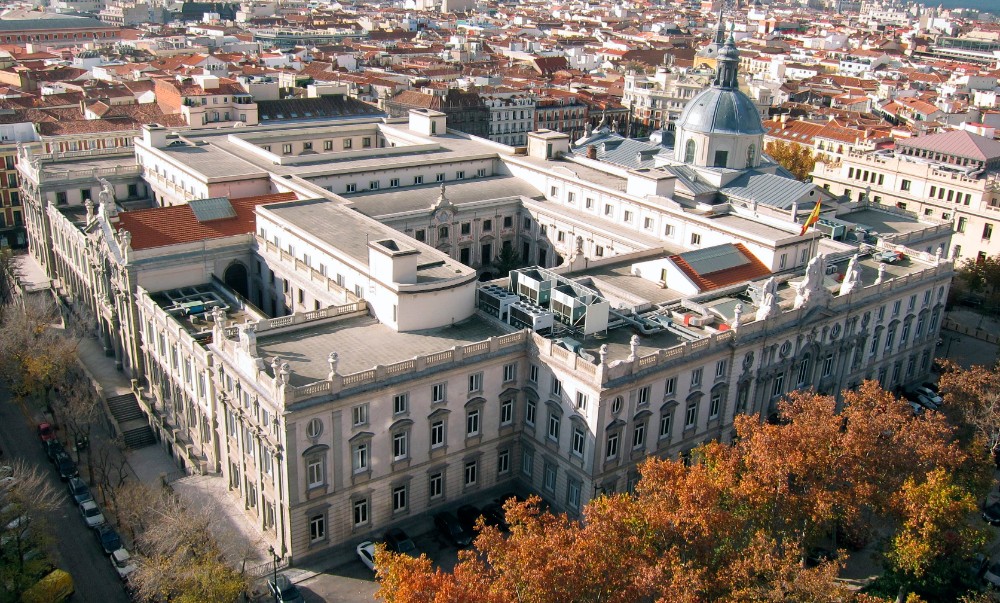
[19,35,954,565]
[812,129,1000,262]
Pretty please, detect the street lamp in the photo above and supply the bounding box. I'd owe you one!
[267,545,279,603]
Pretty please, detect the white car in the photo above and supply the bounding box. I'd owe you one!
[356,540,377,572]
[913,386,943,406]
[79,500,105,528]
[110,547,137,581]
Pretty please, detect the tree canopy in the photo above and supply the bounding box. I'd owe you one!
[765,140,817,181]
[376,381,992,603]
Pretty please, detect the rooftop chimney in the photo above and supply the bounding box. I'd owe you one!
[587,145,597,159]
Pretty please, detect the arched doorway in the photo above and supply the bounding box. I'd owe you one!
[224,262,249,299]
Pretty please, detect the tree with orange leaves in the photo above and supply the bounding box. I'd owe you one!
[376,381,990,603]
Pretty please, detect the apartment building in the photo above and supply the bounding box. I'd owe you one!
[18,35,953,565]
[812,129,1000,261]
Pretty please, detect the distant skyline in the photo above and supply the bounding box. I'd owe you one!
[925,0,996,14]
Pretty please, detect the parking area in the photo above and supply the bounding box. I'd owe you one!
[251,492,523,603]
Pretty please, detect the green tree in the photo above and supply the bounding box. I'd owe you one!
[883,469,989,602]
[0,297,77,407]
[765,140,817,181]
[492,245,524,278]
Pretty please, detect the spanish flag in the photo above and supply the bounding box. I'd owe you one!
[799,200,822,236]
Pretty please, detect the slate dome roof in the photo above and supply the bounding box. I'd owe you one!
[676,86,765,136]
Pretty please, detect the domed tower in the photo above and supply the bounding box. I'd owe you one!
[674,30,765,171]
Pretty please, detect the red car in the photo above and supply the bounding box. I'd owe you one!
[37,422,56,442]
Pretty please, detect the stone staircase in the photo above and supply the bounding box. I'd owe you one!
[106,393,156,449]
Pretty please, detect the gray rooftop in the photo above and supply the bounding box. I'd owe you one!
[720,170,822,210]
[261,198,475,282]
[676,87,766,136]
[0,16,107,31]
[256,314,509,386]
[347,176,543,218]
[840,208,930,236]
[680,244,749,275]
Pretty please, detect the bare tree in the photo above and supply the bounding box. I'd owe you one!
[92,435,130,512]
[0,460,64,599]
[51,377,101,478]
[0,296,78,409]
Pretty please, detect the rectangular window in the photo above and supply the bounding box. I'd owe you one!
[772,374,785,397]
[431,420,445,448]
[432,383,446,403]
[429,472,443,499]
[576,391,588,410]
[522,448,534,476]
[548,413,560,441]
[691,368,702,388]
[664,224,673,237]
[343,138,353,149]
[544,464,557,492]
[353,499,368,526]
[586,197,594,209]
[346,183,356,193]
[352,443,368,473]
[503,362,517,382]
[307,457,323,488]
[606,431,620,460]
[392,485,407,512]
[644,217,653,229]
[664,377,676,396]
[369,180,380,190]
[552,378,562,396]
[390,178,400,188]
[632,422,646,449]
[467,409,480,436]
[715,360,727,378]
[362,137,372,148]
[659,412,672,439]
[468,372,483,393]
[892,300,901,317]
[568,192,576,203]
[393,393,408,415]
[529,364,539,383]
[525,399,536,426]
[436,173,445,182]
[624,210,633,223]
[500,399,513,426]
[567,480,581,510]
[456,170,465,179]
[309,514,325,541]
[901,179,911,191]
[685,402,697,428]
[351,402,368,427]
[691,233,701,245]
[572,426,585,456]
[477,168,486,177]
[637,385,651,406]
[709,393,721,419]
[414,175,424,185]
[604,204,613,216]
[985,224,994,240]
[822,354,834,377]
[393,431,408,460]
[464,460,478,486]
[498,449,510,474]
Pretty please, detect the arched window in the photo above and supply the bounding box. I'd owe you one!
[684,139,696,163]
[746,144,756,167]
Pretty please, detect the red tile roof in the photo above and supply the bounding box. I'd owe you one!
[670,243,771,293]
[115,192,296,251]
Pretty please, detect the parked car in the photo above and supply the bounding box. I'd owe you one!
[876,250,905,263]
[915,394,940,411]
[53,452,78,481]
[44,440,64,464]
[983,502,1000,526]
[21,568,73,603]
[67,478,92,505]
[456,504,483,533]
[78,500,105,528]
[920,381,939,393]
[433,512,472,548]
[356,541,377,572]
[109,548,136,581]
[268,574,305,603]
[913,385,944,406]
[479,503,509,532]
[985,562,1000,588]
[37,423,56,443]
[94,524,121,555]
[383,527,418,557]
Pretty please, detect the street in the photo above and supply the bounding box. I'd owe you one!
[0,382,129,603]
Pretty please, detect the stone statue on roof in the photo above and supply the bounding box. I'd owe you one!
[755,277,780,322]
[794,254,831,310]
[838,254,862,296]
